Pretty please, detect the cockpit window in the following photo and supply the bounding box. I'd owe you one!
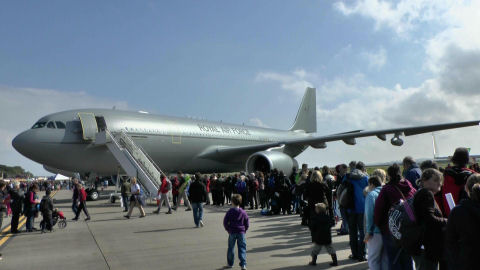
[31,122,46,129]
[47,121,56,129]
[55,121,66,129]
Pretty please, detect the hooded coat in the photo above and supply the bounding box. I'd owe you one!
[446,198,480,270]
[413,188,447,261]
[309,211,333,245]
[441,166,475,216]
[346,169,369,214]
[374,179,416,235]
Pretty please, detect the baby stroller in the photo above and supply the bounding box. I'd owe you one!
[40,209,67,231]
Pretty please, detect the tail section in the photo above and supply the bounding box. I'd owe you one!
[290,87,317,133]
[432,133,439,159]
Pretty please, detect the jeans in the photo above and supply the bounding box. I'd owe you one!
[227,233,247,267]
[71,200,78,214]
[156,193,171,212]
[347,212,365,258]
[339,206,349,233]
[192,202,203,226]
[382,233,414,270]
[121,194,129,211]
[26,208,35,230]
[367,233,388,270]
[75,201,90,219]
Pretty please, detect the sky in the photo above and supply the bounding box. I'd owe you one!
[1,1,480,175]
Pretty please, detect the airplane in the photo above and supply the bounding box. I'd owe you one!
[431,133,480,163]
[12,88,480,180]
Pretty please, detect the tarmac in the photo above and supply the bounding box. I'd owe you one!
[0,189,368,270]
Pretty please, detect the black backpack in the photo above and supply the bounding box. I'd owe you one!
[388,187,424,255]
[40,197,48,212]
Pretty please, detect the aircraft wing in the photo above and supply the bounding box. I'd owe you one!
[197,120,480,161]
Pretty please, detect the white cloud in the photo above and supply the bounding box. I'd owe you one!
[255,68,315,96]
[362,47,387,69]
[249,118,270,128]
[333,0,452,35]
[0,86,128,175]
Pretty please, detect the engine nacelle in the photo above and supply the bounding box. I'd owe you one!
[246,151,298,176]
[391,136,404,146]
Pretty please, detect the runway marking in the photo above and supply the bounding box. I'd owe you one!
[0,189,59,249]
[0,218,27,247]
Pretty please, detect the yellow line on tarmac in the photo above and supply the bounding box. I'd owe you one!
[1,216,26,234]
[0,218,27,246]
[0,189,59,247]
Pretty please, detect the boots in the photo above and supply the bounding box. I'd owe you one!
[308,255,317,266]
[330,254,338,267]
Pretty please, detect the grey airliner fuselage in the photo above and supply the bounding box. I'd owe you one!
[13,108,309,175]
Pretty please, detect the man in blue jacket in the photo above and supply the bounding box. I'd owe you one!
[403,156,422,189]
[346,161,369,262]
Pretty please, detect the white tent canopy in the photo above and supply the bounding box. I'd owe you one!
[53,174,70,181]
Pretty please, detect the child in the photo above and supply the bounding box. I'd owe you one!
[40,188,54,232]
[308,203,338,266]
[223,194,249,270]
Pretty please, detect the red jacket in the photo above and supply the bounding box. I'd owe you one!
[79,188,87,202]
[441,166,475,216]
[160,179,169,194]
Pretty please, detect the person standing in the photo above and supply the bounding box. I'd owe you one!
[335,164,349,235]
[374,164,416,270]
[364,176,388,270]
[403,156,422,189]
[345,162,369,262]
[25,184,41,232]
[71,178,79,214]
[40,189,54,232]
[171,176,179,208]
[9,181,24,234]
[189,173,208,227]
[73,184,91,221]
[441,147,475,217]
[173,171,192,211]
[0,181,6,230]
[223,194,249,270]
[413,169,447,270]
[236,174,248,209]
[124,177,146,218]
[308,203,338,266]
[446,173,480,270]
[153,174,172,214]
[120,178,131,212]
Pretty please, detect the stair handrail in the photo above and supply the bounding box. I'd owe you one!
[115,129,164,187]
[104,129,157,198]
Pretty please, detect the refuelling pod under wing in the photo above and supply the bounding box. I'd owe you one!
[246,151,298,176]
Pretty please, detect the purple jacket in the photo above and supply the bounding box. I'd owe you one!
[374,180,416,235]
[223,207,249,234]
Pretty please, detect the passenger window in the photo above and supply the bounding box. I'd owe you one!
[55,121,66,129]
[31,122,46,129]
[47,121,56,129]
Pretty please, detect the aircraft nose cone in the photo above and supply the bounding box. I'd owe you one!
[12,131,30,156]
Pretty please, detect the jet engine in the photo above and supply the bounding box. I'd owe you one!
[391,136,404,146]
[246,151,298,176]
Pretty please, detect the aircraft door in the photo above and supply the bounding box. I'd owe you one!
[78,112,99,140]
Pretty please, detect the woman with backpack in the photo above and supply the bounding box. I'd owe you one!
[413,168,447,270]
[446,174,480,270]
[374,164,416,270]
[25,184,41,232]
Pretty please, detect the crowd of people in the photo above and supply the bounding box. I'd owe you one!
[3,147,480,269]
[121,147,480,270]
